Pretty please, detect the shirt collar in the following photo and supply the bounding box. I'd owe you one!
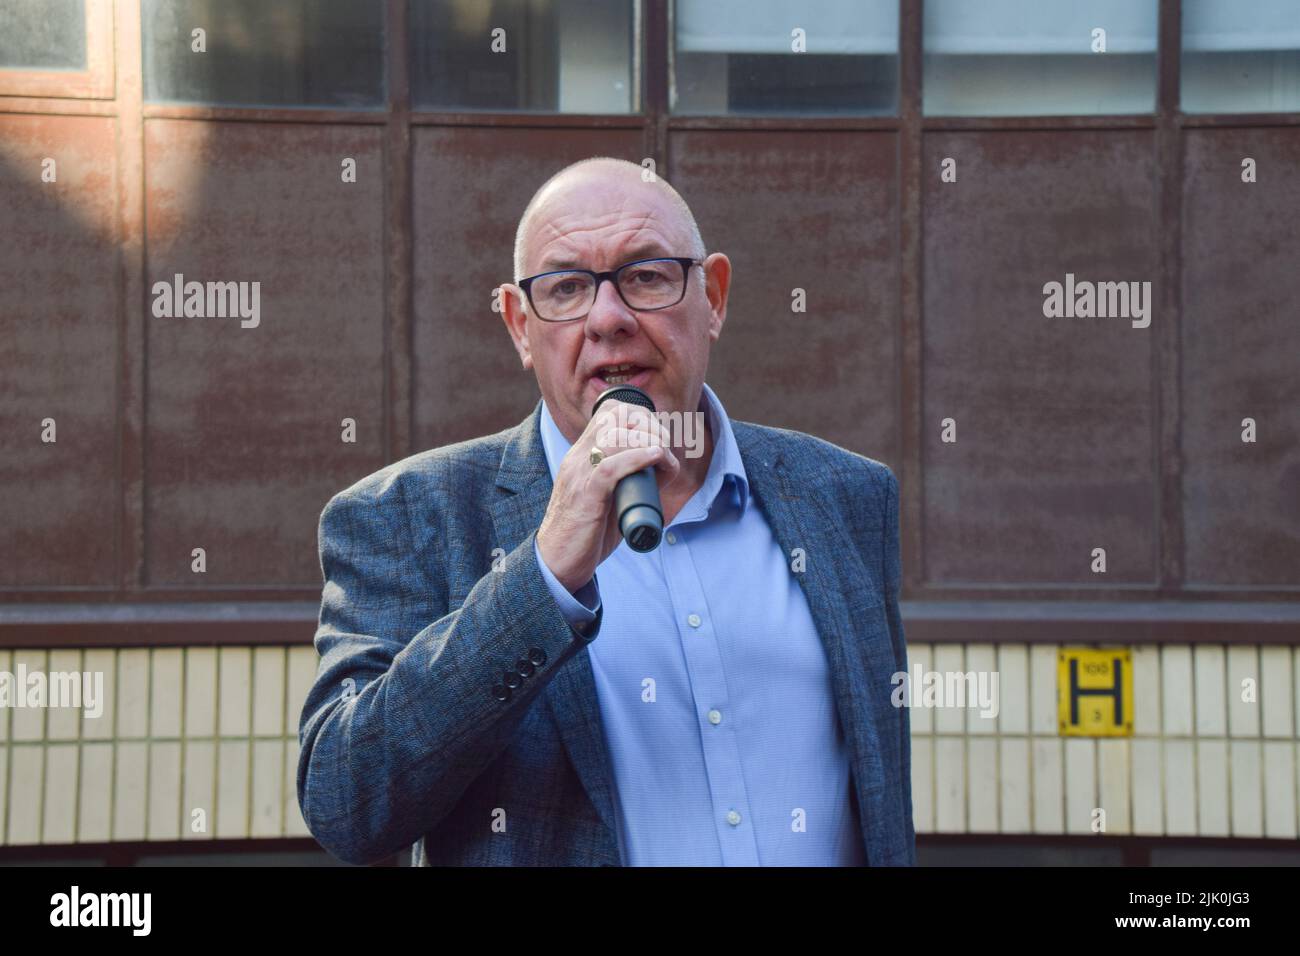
[538,381,750,519]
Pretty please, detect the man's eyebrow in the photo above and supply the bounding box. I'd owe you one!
[537,243,676,272]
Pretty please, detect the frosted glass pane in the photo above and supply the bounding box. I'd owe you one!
[923,0,1158,116]
[672,0,898,115]
[0,0,86,70]
[142,0,385,108]
[411,0,636,113]
[1182,0,1300,113]
[677,0,896,54]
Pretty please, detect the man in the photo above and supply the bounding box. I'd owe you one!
[297,157,914,866]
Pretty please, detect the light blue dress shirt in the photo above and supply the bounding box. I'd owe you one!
[531,383,865,866]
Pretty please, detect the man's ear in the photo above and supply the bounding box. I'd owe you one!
[498,283,533,370]
[702,253,731,342]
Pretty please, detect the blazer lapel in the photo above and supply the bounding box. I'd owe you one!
[732,423,886,862]
[488,400,621,841]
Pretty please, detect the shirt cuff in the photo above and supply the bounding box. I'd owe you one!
[533,537,601,635]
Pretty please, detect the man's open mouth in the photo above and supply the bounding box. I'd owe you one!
[595,363,648,386]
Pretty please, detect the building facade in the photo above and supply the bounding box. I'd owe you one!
[1,0,1298,864]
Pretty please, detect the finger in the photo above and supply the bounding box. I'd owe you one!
[596,424,659,454]
[631,405,669,448]
[652,444,680,476]
[589,444,665,490]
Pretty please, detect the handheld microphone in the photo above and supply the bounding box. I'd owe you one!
[591,384,664,553]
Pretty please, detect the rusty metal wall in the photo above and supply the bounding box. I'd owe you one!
[142,119,389,588]
[0,113,120,589]
[921,130,1160,587]
[1181,128,1300,588]
[0,0,1297,648]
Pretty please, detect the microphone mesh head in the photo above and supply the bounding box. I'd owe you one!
[591,384,656,416]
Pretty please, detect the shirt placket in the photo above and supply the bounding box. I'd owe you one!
[659,519,761,866]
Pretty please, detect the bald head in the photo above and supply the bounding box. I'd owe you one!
[512,157,705,285]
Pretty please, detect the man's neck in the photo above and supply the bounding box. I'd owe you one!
[658,414,714,525]
[549,396,716,525]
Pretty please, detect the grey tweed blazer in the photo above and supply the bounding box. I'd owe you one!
[297,399,915,866]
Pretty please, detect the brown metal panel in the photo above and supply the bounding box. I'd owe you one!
[922,131,1160,587]
[384,0,413,465]
[115,0,146,593]
[141,105,388,125]
[1155,0,1185,594]
[643,0,668,169]
[0,113,119,588]
[898,0,922,595]
[410,126,646,449]
[1181,129,1300,589]
[668,130,900,461]
[143,119,388,586]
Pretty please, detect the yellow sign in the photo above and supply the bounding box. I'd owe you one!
[1058,648,1133,737]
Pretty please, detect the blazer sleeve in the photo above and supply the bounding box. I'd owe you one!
[296,485,602,866]
[880,464,917,864]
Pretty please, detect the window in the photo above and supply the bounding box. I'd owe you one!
[411,0,638,113]
[142,0,385,108]
[923,0,1158,116]
[1182,0,1300,113]
[0,0,85,70]
[672,0,898,115]
[0,0,112,97]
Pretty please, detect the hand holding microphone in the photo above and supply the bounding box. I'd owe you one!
[536,386,680,594]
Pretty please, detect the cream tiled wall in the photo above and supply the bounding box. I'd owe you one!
[909,643,1300,839]
[0,646,316,845]
[3,642,1298,846]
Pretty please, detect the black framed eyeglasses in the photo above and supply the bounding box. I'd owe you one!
[518,256,701,322]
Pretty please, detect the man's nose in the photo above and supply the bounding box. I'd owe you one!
[585,277,639,339]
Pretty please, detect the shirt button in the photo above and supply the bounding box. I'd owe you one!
[687,613,702,628]
[707,709,722,725]
[726,810,742,826]
[665,532,677,545]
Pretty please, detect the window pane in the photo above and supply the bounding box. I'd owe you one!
[142,0,385,108]
[672,0,898,115]
[411,0,637,113]
[0,0,86,70]
[1182,0,1300,113]
[923,0,1157,116]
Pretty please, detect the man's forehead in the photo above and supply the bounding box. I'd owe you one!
[534,234,679,272]
[529,219,685,273]
[525,171,688,270]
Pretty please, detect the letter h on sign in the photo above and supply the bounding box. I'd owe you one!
[1069,657,1123,726]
